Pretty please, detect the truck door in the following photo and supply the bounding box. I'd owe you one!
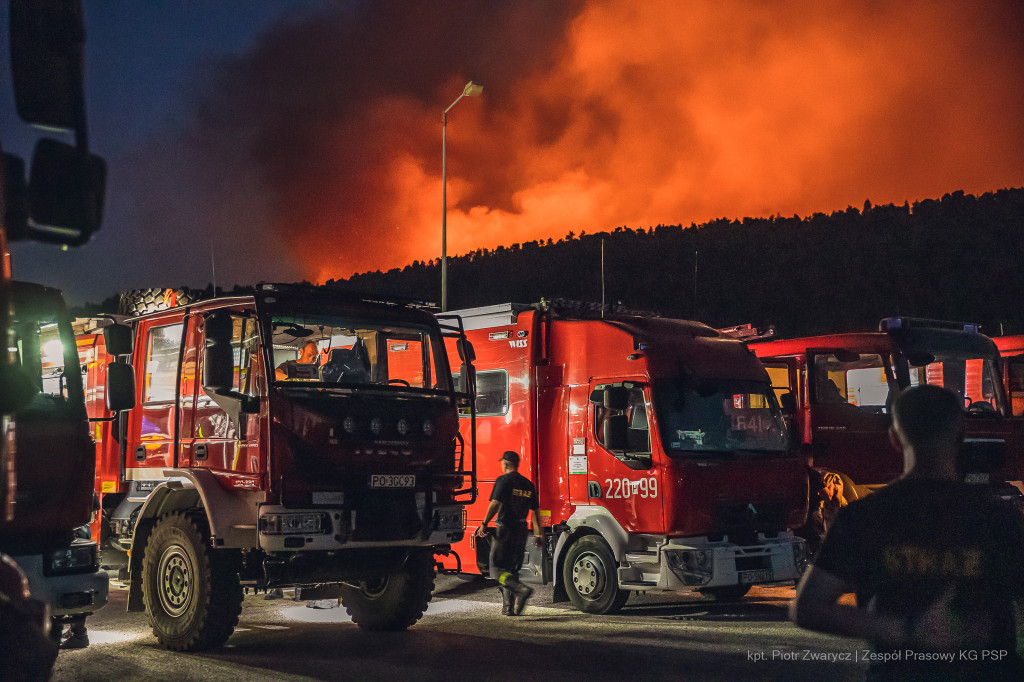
[807,350,901,489]
[586,381,663,533]
[189,311,262,480]
[131,319,185,475]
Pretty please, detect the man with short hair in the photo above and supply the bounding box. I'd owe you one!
[476,451,543,616]
[275,341,318,380]
[790,385,1024,680]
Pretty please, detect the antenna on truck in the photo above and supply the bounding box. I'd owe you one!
[601,238,605,319]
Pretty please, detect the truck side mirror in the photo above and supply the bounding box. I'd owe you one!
[9,0,85,130]
[202,311,234,391]
[779,391,796,414]
[457,338,476,363]
[106,361,135,412]
[459,362,476,399]
[27,139,106,243]
[103,322,133,357]
[603,414,629,451]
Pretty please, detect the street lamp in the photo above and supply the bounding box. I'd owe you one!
[441,80,483,312]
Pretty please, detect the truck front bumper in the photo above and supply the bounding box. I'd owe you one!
[622,531,807,591]
[13,541,110,618]
[257,504,465,552]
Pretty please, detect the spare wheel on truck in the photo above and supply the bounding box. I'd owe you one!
[338,550,435,630]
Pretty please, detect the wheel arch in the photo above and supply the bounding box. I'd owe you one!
[552,506,629,598]
[125,469,263,611]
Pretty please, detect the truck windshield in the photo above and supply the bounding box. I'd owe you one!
[268,315,451,391]
[12,293,81,405]
[903,350,1003,414]
[813,352,895,414]
[653,379,789,454]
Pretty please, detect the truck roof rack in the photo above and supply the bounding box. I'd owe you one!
[879,317,982,335]
[72,314,127,336]
[259,282,438,310]
[448,299,661,331]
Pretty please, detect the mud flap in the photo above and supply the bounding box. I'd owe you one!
[474,529,493,575]
[518,538,550,586]
[476,529,550,584]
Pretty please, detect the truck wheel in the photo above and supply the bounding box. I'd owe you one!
[699,584,751,601]
[141,512,242,651]
[339,550,435,630]
[563,536,629,614]
[118,287,200,316]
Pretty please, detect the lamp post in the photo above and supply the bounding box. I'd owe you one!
[441,80,483,312]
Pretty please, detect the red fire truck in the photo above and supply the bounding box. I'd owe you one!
[75,317,128,572]
[2,282,108,637]
[1,1,108,670]
[748,318,1024,502]
[89,284,475,650]
[437,302,808,613]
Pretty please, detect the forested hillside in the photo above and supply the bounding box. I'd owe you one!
[80,188,1023,338]
[327,188,1023,337]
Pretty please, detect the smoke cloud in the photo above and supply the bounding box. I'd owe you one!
[167,0,1024,285]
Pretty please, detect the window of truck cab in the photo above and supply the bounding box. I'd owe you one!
[453,369,508,416]
[12,303,80,405]
[593,382,653,468]
[812,352,895,414]
[652,378,789,454]
[762,361,795,405]
[144,323,184,404]
[267,315,451,391]
[906,353,1002,413]
[196,315,259,407]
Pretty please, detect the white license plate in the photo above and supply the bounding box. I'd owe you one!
[369,474,416,488]
[738,568,773,584]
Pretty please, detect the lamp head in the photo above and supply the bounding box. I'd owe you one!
[463,81,483,97]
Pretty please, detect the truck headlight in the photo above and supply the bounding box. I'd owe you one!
[433,508,465,531]
[259,512,331,535]
[45,541,98,576]
[792,537,808,573]
[665,548,713,586]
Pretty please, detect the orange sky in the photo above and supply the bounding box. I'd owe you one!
[186,0,1024,285]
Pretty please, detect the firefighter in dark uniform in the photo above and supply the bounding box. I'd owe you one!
[476,451,543,616]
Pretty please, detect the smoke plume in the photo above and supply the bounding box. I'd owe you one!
[174,0,1024,284]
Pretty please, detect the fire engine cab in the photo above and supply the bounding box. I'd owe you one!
[90,284,476,650]
[749,317,1024,503]
[439,302,808,613]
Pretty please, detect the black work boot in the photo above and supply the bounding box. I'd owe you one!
[510,581,534,616]
[499,586,514,616]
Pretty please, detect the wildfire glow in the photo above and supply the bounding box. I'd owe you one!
[183,0,1024,285]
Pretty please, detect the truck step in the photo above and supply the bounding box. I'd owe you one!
[621,580,658,587]
[624,551,658,562]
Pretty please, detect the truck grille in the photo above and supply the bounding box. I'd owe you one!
[351,490,425,542]
[714,500,787,534]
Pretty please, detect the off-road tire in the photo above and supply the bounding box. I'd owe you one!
[563,535,629,614]
[141,512,242,651]
[118,287,200,316]
[339,550,435,631]
[699,584,752,602]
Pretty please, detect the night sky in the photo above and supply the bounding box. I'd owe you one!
[2,1,1022,306]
